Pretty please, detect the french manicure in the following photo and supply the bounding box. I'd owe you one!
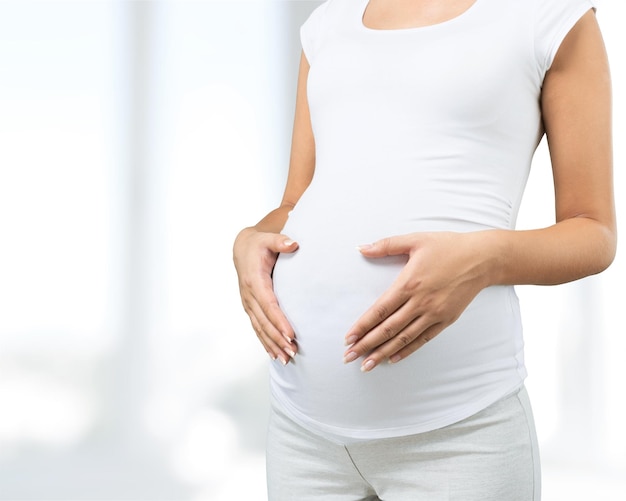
[343,351,358,363]
[345,335,358,346]
[361,359,376,372]
[285,347,296,358]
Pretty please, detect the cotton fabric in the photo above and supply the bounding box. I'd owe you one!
[270,0,595,441]
[267,386,541,500]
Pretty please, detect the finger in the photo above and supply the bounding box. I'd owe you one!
[247,298,297,364]
[357,234,415,258]
[343,301,415,362]
[356,314,430,370]
[344,285,409,346]
[361,321,445,372]
[264,233,299,254]
[257,234,298,344]
[248,285,297,352]
[388,323,446,364]
[241,270,297,354]
[251,273,296,344]
[248,312,282,361]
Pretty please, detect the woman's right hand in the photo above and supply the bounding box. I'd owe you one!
[233,227,299,365]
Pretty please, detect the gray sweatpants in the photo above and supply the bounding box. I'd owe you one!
[267,386,541,500]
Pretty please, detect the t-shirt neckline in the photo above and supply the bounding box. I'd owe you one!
[358,0,482,33]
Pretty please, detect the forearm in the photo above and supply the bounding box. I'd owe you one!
[486,217,616,287]
[238,204,293,237]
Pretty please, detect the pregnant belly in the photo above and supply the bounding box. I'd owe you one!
[270,213,524,436]
[273,234,408,357]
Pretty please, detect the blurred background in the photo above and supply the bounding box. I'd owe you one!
[0,0,623,499]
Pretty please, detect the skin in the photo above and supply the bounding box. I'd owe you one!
[362,0,484,30]
[233,5,616,371]
[232,49,314,365]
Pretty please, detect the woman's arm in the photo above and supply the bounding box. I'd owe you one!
[491,9,616,285]
[233,51,316,365]
[343,10,616,372]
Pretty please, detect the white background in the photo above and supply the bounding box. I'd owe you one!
[0,0,624,499]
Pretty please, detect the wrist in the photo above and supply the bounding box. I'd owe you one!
[234,226,256,249]
[474,229,508,288]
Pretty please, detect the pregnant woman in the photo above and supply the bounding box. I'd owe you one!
[233,0,616,499]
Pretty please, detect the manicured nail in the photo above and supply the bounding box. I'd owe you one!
[345,335,358,346]
[356,244,373,252]
[361,359,376,372]
[279,355,289,366]
[283,334,294,343]
[268,352,277,361]
[343,351,358,363]
[284,239,296,246]
[285,347,296,358]
[389,354,401,364]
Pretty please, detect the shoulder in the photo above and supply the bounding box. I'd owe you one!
[301,0,349,27]
[300,0,348,64]
[531,0,597,74]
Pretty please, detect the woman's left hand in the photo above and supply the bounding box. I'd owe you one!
[343,231,496,372]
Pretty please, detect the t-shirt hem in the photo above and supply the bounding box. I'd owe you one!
[270,377,526,445]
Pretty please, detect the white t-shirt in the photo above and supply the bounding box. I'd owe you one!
[270,0,596,442]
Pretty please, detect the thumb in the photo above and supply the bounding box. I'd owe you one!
[273,234,299,253]
[357,235,413,257]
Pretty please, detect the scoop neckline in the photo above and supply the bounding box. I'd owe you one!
[358,0,482,33]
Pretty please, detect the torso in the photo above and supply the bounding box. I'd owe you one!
[269,0,587,442]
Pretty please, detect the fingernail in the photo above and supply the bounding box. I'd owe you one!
[389,354,401,364]
[279,355,289,366]
[268,352,277,361]
[343,351,358,363]
[356,244,373,252]
[361,359,376,372]
[285,347,296,358]
[345,335,358,346]
[284,239,296,246]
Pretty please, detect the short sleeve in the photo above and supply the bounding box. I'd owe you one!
[534,0,597,75]
[300,1,330,65]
